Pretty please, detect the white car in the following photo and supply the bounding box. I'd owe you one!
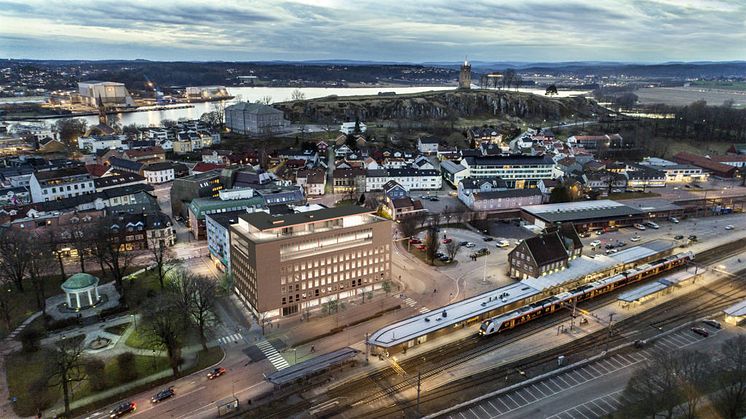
[669,217,679,223]
[590,240,601,247]
[464,242,476,248]
[630,235,641,242]
[634,223,647,231]
[725,225,735,230]
[496,240,509,248]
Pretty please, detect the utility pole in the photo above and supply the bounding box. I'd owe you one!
[482,256,487,283]
[570,298,577,331]
[365,332,369,364]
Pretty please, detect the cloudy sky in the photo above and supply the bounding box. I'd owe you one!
[0,0,744,62]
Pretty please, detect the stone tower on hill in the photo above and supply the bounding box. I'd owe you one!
[459,59,472,89]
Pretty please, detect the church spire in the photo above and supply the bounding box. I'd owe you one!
[96,93,107,126]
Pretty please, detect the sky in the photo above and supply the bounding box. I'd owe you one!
[0,0,745,63]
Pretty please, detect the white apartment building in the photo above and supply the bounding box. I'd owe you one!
[459,155,556,188]
[78,134,128,152]
[365,168,442,192]
[142,162,176,184]
[29,166,95,203]
[340,121,367,135]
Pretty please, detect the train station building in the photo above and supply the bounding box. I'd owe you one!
[368,240,676,354]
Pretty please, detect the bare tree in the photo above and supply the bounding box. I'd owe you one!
[0,228,30,292]
[168,269,195,327]
[256,96,273,105]
[27,236,57,314]
[46,337,87,418]
[712,335,746,419]
[0,277,12,330]
[91,217,136,306]
[190,276,218,351]
[423,226,440,264]
[398,216,418,241]
[141,294,185,376]
[619,351,683,419]
[677,350,712,419]
[149,237,175,290]
[444,240,459,261]
[290,89,306,101]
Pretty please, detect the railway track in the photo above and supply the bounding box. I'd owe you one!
[242,239,746,419]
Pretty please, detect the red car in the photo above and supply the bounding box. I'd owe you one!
[442,238,452,244]
[207,367,226,380]
[409,238,421,244]
[416,244,426,251]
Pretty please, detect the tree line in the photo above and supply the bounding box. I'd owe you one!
[619,335,746,419]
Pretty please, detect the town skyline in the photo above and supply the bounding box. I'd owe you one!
[1,0,745,62]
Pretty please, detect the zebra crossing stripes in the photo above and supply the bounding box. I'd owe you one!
[419,307,431,313]
[257,339,290,370]
[403,297,418,308]
[216,333,242,345]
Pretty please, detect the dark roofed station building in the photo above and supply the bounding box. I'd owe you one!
[521,199,645,232]
[508,223,583,279]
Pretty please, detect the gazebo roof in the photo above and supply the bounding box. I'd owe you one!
[62,273,99,291]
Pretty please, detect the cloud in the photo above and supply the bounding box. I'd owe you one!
[0,0,745,61]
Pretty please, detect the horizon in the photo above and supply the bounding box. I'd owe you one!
[1,0,745,62]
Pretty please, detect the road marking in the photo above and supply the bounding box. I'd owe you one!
[419,307,431,313]
[256,340,290,370]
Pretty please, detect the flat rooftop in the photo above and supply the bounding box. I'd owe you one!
[724,300,746,318]
[265,347,359,385]
[521,255,616,291]
[607,239,674,265]
[368,282,540,348]
[238,205,374,231]
[624,198,684,213]
[522,199,643,223]
[617,270,696,303]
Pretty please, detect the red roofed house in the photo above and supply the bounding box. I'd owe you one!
[673,152,738,178]
[192,162,225,175]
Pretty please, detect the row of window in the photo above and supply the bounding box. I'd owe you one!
[42,182,94,194]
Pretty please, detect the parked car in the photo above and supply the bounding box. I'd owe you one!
[459,241,468,246]
[643,221,659,229]
[110,402,136,418]
[703,319,722,329]
[496,240,509,248]
[605,244,615,249]
[674,235,684,240]
[630,235,641,242]
[595,230,604,236]
[475,248,490,256]
[514,239,523,246]
[725,225,735,230]
[429,196,440,202]
[691,327,709,337]
[465,242,476,248]
[669,217,680,224]
[590,240,601,247]
[605,248,618,255]
[688,235,698,241]
[438,255,451,262]
[416,244,426,251]
[151,387,175,404]
[616,241,627,247]
[442,238,452,244]
[483,237,494,242]
[634,223,647,231]
[409,238,421,245]
[207,367,226,380]
[578,232,591,238]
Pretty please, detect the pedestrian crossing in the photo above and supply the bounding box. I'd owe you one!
[403,297,417,308]
[216,333,242,345]
[257,339,290,370]
[419,307,431,313]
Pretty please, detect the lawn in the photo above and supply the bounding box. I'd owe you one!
[104,322,131,336]
[0,274,72,338]
[124,326,158,350]
[5,348,171,417]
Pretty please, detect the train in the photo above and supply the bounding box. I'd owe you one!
[478,251,695,336]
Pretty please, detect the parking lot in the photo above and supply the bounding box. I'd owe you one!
[444,323,721,419]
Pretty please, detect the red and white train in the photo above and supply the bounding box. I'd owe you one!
[478,251,695,336]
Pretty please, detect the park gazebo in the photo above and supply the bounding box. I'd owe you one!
[61,273,101,309]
